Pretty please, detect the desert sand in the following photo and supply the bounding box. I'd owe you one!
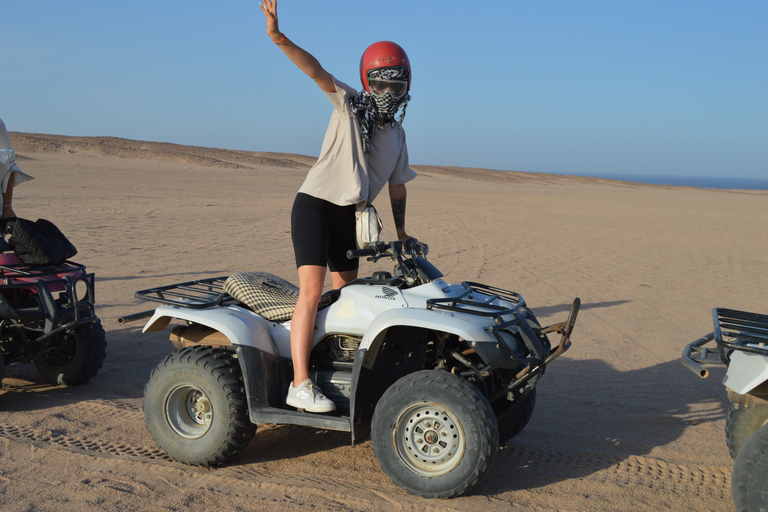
[1,132,765,511]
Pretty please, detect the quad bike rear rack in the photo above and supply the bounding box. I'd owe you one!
[682,308,768,378]
[119,276,235,324]
[0,260,87,281]
[714,308,768,354]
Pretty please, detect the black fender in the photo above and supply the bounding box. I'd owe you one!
[236,344,353,433]
[234,345,281,415]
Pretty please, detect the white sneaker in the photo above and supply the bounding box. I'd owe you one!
[286,378,336,413]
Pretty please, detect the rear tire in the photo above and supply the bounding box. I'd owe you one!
[35,319,107,386]
[726,404,768,458]
[731,422,768,512]
[143,346,256,466]
[371,370,498,499]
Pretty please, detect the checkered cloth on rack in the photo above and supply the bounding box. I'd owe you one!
[223,271,336,322]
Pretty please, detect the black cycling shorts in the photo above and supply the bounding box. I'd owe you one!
[291,193,359,272]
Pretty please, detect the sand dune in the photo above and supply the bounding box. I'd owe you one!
[1,133,765,511]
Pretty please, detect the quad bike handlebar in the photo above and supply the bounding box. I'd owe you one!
[347,240,435,286]
[346,239,428,261]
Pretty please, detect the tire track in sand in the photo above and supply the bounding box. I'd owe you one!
[0,423,167,460]
[0,411,732,499]
[501,444,731,499]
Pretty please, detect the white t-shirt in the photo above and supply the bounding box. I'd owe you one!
[297,76,416,209]
[0,119,34,210]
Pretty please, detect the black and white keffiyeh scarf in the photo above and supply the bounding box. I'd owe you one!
[349,66,411,154]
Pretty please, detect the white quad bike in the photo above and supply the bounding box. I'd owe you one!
[682,308,768,512]
[122,240,580,498]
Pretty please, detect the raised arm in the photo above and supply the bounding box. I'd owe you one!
[259,0,335,93]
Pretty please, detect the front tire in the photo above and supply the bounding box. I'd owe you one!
[731,422,768,512]
[143,346,256,466]
[35,319,107,386]
[371,370,499,499]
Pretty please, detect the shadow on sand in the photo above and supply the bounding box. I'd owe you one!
[474,357,729,496]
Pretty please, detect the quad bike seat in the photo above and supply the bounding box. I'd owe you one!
[223,271,338,322]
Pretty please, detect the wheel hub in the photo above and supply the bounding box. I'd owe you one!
[166,385,213,439]
[393,402,466,476]
[192,396,211,418]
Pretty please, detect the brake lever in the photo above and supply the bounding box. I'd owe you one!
[366,249,396,263]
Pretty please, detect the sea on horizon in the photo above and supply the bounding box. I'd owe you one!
[565,173,768,191]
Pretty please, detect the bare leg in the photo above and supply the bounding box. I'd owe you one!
[291,264,326,386]
[330,268,358,290]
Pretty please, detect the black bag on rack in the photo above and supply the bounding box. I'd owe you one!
[1,217,78,266]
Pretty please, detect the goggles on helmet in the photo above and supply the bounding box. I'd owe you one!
[368,78,408,99]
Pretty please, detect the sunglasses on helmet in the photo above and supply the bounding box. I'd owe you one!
[368,78,408,98]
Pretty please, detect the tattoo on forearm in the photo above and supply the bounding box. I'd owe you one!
[391,198,406,230]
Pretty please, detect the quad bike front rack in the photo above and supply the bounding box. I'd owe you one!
[0,261,99,358]
[427,282,580,398]
[427,282,579,362]
[490,297,580,401]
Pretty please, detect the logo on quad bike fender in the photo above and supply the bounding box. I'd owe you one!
[335,300,357,319]
[375,287,399,301]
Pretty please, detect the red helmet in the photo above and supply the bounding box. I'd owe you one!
[359,41,411,94]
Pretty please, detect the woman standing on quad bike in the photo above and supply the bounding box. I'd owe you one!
[259,0,418,413]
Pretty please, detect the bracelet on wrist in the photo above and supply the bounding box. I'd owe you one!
[273,33,286,45]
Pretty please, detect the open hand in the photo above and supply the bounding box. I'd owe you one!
[259,0,282,42]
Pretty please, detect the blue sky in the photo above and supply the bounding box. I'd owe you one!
[2,1,766,179]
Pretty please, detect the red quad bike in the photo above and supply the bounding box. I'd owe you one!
[0,220,106,388]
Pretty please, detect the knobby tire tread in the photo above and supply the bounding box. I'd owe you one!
[143,346,255,467]
[371,370,498,499]
[725,403,768,458]
[36,319,107,386]
[731,422,768,512]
